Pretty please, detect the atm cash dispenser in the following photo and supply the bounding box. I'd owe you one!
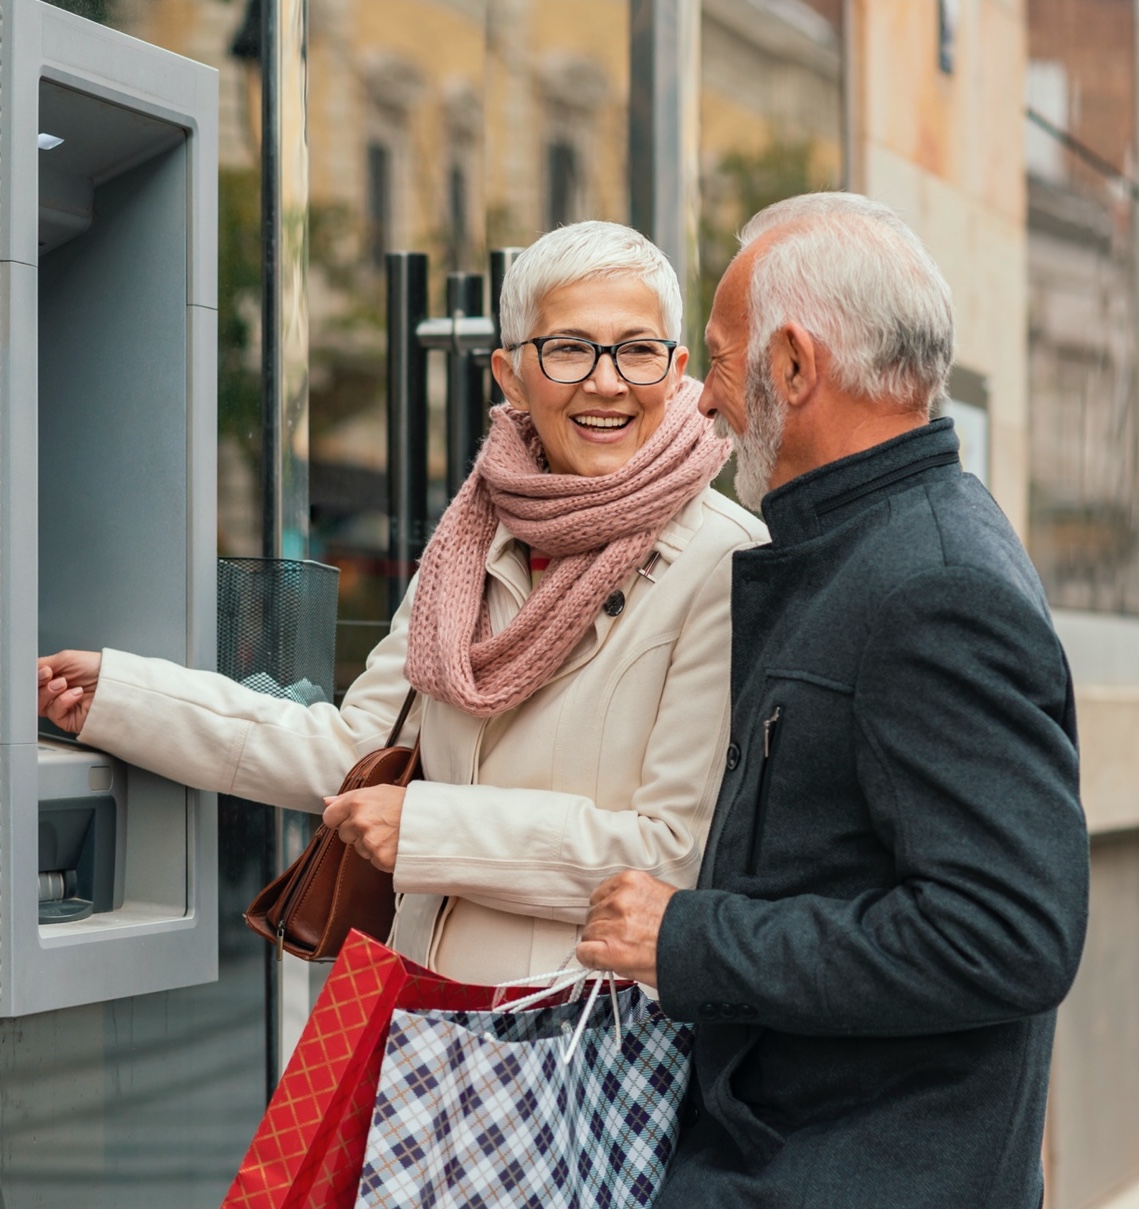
[0,0,219,1016]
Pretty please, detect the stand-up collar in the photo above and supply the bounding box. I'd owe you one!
[760,418,961,547]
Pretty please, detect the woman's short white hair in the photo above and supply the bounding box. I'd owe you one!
[498,221,682,368]
[739,193,955,412]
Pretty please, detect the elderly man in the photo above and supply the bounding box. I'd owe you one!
[578,193,1089,1209]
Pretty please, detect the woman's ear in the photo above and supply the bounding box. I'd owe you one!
[491,348,529,411]
[672,345,690,383]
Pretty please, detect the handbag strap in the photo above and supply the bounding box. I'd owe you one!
[385,687,418,747]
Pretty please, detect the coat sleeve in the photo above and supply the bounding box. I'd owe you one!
[77,581,420,812]
[391,543,742,923]
[656,566,1089,1034]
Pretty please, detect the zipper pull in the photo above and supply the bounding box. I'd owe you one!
[763,706,782,758]
[275,919,286,962]
[637,551,662,583]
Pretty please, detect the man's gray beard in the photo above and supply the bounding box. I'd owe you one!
[714,365,787,510]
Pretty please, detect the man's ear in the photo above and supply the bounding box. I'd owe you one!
[770,322,820,407]
[491,348,529,411]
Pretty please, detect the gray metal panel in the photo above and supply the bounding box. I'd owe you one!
[0,0,219,1015]
[38,141,189,661]
[0,260,39,748]
[37,2,219,307]
[0,744,38,1016]
[0,0,43,267]
[2,747,217,1017]
[188,303,218,672]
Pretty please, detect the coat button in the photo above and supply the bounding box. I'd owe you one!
[681,1099,701,1128]
[699,1001,721,1020]
[719,1003,736,1019]
[738,1003,757,1019]
[726,742,740,770]
[603,590,625,617]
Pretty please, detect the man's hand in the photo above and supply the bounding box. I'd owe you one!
[322,784,407,873]
[38,650,102,733]
[576,870,678,986]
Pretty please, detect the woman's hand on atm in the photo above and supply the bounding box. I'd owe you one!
[322,784,405,873]
[37,650,102,733]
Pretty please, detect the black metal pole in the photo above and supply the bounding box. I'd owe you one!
[445,272,486,498]
[258,0,281,1106]
[489,248,523,404]
[260,0,281,561]
[386,252,430,607]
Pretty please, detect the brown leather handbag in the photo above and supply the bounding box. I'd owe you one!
[244,688,421,961]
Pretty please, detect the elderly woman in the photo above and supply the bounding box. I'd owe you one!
[38,220,766,985]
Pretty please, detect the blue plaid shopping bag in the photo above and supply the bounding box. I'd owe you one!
[354,978,693,1208]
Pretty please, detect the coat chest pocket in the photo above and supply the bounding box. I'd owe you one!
[745,670,859,878]
[747,704,784,869]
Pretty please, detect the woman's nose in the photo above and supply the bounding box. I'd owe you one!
[586,352,627,394]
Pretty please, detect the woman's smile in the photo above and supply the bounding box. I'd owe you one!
[571,411,633,432]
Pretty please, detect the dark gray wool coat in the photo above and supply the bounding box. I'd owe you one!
[654,419,1089,1209]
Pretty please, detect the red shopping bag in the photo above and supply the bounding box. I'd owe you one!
[221,929,533,1209]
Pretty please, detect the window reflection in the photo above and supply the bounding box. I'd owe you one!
[1027,0,1139,613]
[698,0,842,503]
[697,0,843,363]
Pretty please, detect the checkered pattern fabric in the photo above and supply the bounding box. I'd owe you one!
[221,930,558,1209]
[355,986,692,1208]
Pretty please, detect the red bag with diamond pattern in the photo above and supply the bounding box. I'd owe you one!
[220,930,544,1209]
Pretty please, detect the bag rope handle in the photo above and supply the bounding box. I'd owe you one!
[491,964,624,1063]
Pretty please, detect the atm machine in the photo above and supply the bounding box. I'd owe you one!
[0,0,218,1016]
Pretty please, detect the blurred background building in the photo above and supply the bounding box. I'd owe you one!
[1,1,1136,1206]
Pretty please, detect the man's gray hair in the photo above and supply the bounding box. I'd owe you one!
[499,221,683,369]
[739,193,955,412]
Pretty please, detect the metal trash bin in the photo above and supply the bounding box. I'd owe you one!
[217,558,340,704]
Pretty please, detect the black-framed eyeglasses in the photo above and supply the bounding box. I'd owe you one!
[506,336,678,385]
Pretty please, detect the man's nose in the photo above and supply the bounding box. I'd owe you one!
[697,376,716,418]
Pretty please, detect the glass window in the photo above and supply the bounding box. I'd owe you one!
[698,0,844,326]
[304,0,631,692]
[698,0,843,502]
[1026,0,1139,613]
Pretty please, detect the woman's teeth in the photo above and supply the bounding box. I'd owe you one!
[572,415,631,429]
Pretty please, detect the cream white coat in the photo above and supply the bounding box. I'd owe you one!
[80,486,766,982]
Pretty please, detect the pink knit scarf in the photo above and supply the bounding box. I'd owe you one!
[404,376,731,716]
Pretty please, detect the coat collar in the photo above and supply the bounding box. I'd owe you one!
[760,418,961,547]
[482,487,713,679]
[486,521,532,608]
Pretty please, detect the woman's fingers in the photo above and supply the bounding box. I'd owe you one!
[39,682,88,732]
[38,673,69,715]
[37,652,102,732]
[321,794,351,830]
[321,786,405,872]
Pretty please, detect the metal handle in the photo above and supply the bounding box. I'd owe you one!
[386,252,430,604]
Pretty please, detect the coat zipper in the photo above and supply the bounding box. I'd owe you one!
[749,705,783,870]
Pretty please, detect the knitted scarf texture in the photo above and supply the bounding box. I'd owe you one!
[404,376,731,716]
